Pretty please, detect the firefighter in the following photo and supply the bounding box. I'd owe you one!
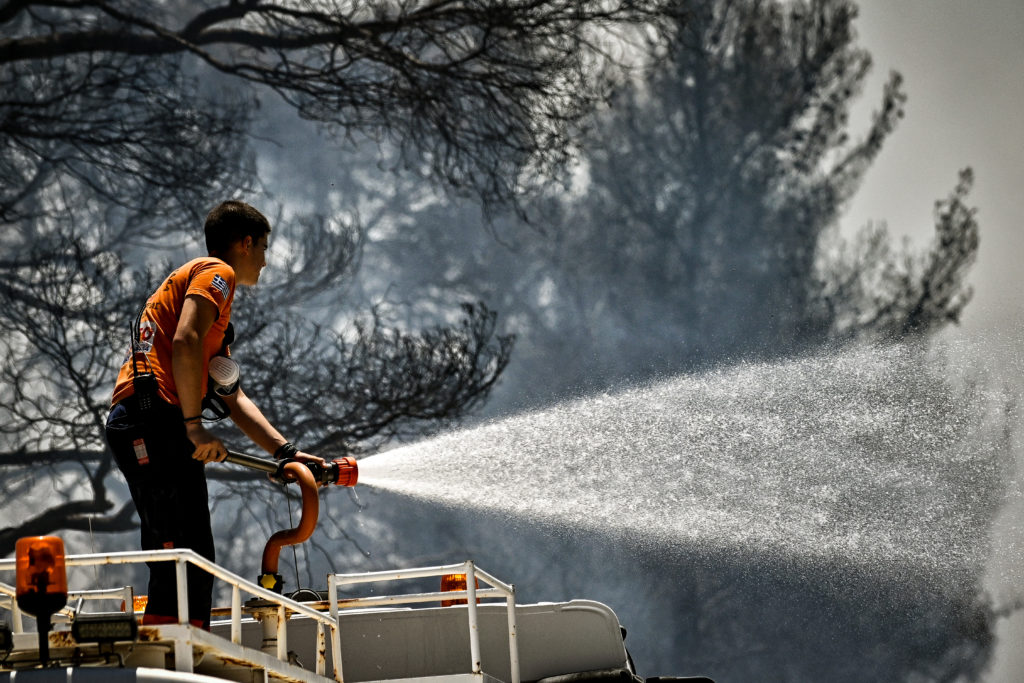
[104,200,323,628]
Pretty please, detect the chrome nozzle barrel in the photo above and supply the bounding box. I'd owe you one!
[225,450,358,487]
[225,450,278,474]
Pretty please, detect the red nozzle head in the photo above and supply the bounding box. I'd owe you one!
[332,456,358,487]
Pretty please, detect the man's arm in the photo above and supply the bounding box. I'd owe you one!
[223,387,326,470]
[223,388,287,456]
[173,294,227,463]
[174,293,324,470]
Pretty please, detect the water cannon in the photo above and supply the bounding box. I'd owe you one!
[223,450,357,593]
[224,450,358,488]
[311,456,359,487]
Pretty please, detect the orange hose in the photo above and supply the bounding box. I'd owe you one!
[261,462,319,575]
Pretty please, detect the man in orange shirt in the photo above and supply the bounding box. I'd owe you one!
[105,200,323,628]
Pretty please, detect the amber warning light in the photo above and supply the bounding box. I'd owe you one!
[121,594,149,613]
[440,573,480,607]
[15,536,68,615]
[15,535,68,663]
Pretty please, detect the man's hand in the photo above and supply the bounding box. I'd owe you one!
[294,451,326,468]
[267,451,327,486]
[295,451,330,487]
[186,422,228,463]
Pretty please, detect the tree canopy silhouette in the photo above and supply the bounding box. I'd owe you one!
[4,0,688,550]
[0,0,981,568]
[1,0,671,212]
[540,0,978,362]
[351,0,978,410]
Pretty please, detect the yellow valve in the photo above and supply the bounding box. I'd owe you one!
[258,573,283,592]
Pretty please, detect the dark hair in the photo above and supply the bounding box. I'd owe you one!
[204,200,271,256]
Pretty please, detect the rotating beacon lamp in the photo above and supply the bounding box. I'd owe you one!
[15,536,69,665]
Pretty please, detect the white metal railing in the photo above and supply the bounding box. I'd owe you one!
[328,560,520,683]
[2,553,521,683]
[0,582,134,633]
[0,549,340,679]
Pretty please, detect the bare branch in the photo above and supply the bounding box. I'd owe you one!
[0,498,134,558]
[1,0,672,208]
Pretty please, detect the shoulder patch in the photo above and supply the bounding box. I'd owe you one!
[211,273,230,299]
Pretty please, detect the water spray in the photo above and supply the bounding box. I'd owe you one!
[223,450,358,591]
[354,341,1010,587]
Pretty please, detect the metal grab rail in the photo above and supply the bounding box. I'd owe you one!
[3,552,522,683]
[0,549,341,679]
[0,583,134,633]
[327,560,520,683]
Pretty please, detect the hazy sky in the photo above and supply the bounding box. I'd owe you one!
[849,4,1024,679]
[846,0,1024,335]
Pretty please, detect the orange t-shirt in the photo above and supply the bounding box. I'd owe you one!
[112,257,236,407]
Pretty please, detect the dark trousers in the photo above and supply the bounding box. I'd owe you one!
[105,399,215,628]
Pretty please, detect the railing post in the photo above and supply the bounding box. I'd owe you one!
[175,557,190,625]
[277,604,287,661]
[316,621,326,675]
[506,584,520,683]
[11,599,24,634]
[174,634,194,673]
[328,574,344,682]
[174,555,193,673]
[122,586,133,614]
[464,560,481,674]
[231,585,241,644]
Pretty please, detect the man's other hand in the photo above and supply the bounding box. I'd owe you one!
[294,451,326,468]
[295,451,331,487]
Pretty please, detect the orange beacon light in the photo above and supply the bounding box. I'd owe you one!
[440,573,480,607]
[15,536,69,664]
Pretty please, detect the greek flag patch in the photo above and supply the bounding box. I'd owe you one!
[211,274,229,299]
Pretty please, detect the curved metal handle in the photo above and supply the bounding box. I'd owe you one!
[261,461,319,575]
